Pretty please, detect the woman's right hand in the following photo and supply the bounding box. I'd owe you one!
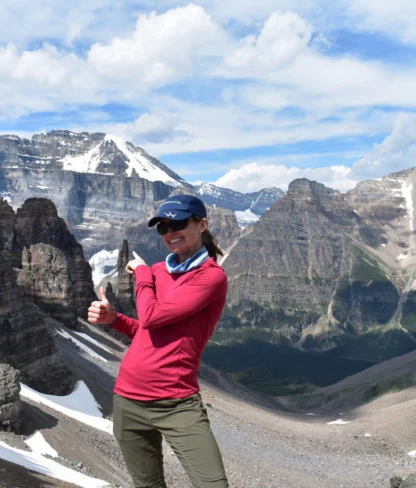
[88,287,117,325]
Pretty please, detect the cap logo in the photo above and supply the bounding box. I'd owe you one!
[161,201,183,206]
[164,212,177,218]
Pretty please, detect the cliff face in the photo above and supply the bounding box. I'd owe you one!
[223,178,407,358]
[0,253,74,394]
[14,198,95,327]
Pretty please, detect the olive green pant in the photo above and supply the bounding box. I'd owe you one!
[113,393,229,488]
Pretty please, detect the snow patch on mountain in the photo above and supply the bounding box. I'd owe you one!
[61,134,181,186]
[89,249,119,287]
[401,180,414,232]
[235,209,259,228]
[61,144,103,174]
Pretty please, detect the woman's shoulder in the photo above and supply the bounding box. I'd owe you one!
[199,258,228,280]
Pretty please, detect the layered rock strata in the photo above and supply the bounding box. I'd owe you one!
[0,364,22,432]
[14,198,95,327]
[223,179,402,356]
[0,253,74,394]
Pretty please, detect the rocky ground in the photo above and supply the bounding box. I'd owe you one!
[1,319,416,488]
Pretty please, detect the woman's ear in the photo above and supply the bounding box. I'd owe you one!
[200,218,208,233]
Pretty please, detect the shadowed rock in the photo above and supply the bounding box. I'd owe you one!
[0,364,22,432]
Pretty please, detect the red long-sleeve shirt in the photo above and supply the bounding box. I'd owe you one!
[111,258,228,401]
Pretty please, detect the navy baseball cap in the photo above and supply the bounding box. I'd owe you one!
[148,194,207,227]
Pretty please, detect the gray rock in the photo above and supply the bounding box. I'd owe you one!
[0,364,22,432]
[401,474,416,488]
[14,198,95,327]
[0,253,75,394]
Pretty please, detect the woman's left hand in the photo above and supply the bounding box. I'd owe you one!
[126,251,147,275]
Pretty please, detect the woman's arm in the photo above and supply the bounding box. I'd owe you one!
[134,265,227,330]
[110,313,140,339]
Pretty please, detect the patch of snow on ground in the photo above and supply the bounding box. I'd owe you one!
[89,249,119,287]
[408,450,416,457]
[24,432,58,458]
[0,441,110,488]
[234,208,259,228]
[397,254,408,260]
[365,433,372,437]
[57,329,108,363]
[20,381,113,434]
[74,332,111,353]
[327,419,351,425]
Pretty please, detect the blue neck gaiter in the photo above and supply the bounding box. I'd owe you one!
[166,246,209,274]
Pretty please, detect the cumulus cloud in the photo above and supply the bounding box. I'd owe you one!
[214,162,356,193]
[213,112,416,194]
[88,4,227,90]
[224,11,311,72]
[351,113,416,179]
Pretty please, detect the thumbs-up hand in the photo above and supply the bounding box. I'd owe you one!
[126,251,147,275]
[88,286,117,325]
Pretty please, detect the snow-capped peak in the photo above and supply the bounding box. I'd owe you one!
[61,134,182,187]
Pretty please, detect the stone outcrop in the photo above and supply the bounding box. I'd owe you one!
[0,199,20,267]
[391,474,416,488]
[14,198,95,328]
[0,364,22,432]
[0,253,74,394]
[116,240,137,318]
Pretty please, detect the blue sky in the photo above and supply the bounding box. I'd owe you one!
[1,1,416,192]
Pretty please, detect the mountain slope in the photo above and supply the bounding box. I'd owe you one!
[1,318,415,488]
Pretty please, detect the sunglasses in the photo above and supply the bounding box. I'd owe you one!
[156,218,190,235]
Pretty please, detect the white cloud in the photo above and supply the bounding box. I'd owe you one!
[88,4,227,90]
[0,1,113,46]
[343,0,416,45]
[224,11,311,71]
[351,113,416,179]
[213,111,416,194]
[215,162,356,193]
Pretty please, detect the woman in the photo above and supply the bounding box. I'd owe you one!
[88,194,229,488]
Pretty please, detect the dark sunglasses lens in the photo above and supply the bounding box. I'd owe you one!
[157,218,189,235]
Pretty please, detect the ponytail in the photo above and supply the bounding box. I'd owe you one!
[202,229,223,262]
[192,216,224,262]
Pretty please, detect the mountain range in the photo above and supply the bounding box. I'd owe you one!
[2,130,416,393]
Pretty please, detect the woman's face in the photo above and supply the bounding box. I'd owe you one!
[160,217,208,262]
